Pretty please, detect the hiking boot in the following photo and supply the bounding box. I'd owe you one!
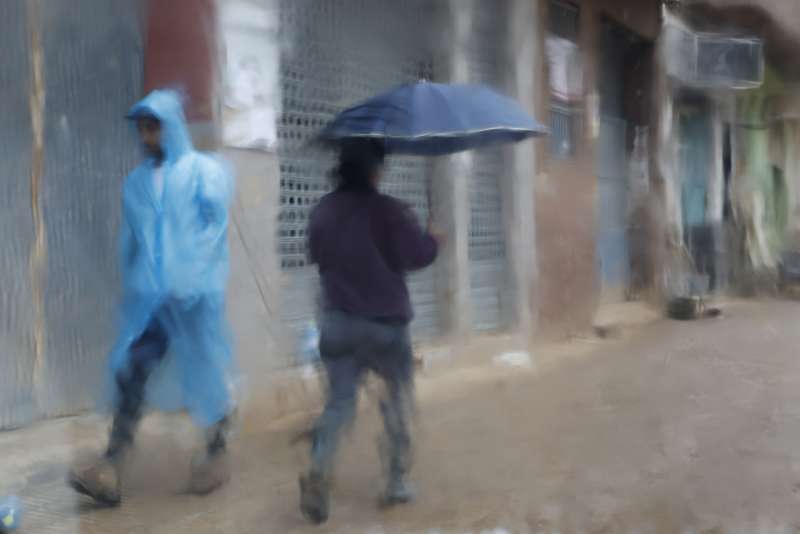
[187,450,230,496]
[299,473,330,524]
[67,456,122,506]
[380,476,415,508]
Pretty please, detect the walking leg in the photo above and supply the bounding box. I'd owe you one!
[378,372,415,505]
[174,296,237,496]
[68,320,168,505]
[300,356,361,524]
[106,321,169,458]
[375,330,415,506]
[187,413,234,495]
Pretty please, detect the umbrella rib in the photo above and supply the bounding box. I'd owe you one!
[331,125,548,139]
[318,81,549,154]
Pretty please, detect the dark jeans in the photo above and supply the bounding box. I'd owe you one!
[310,310,414,481]
[106,312,228,460]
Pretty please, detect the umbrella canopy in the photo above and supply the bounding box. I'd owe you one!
[319,81,548,156]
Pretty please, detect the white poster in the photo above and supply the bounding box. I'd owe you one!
[546,36,582,102]
[220,1,280,150]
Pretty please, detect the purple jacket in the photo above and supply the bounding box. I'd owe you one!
[308,188,438,322]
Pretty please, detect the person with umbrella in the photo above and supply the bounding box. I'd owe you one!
[300,81,545,523]
[300,139,443,523]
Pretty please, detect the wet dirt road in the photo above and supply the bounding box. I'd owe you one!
[6,300,800,533]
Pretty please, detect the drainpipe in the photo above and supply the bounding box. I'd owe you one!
[26,0,48,416]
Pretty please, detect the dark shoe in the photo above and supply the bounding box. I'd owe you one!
[299,473,329,524]
[67,456,122,506]
[380,476,415,508]
[187,451,230,496]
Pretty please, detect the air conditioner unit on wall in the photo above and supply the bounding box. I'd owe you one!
[696,35,763,89]
[664,16,763,90]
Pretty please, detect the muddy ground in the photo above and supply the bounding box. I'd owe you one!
[4,300,800,533]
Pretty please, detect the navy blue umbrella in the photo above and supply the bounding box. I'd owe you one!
[319,81,548,155]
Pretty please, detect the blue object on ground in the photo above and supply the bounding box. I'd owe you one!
[0,496,22,532]
[300,323,321,366]
[319,81,548,155]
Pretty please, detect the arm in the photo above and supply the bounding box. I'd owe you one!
[118,183,139,284]
[195,157,234,253]
[385,201,439,272]
[119,206,136,281]
[307,206,320,266]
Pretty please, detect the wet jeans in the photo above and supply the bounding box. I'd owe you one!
[106,311,229,460]
[310,310,414,481]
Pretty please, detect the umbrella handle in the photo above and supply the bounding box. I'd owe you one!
[425,175,433,227]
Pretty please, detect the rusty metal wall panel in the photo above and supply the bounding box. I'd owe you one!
[0,0,37,429]
[37,0,144,417]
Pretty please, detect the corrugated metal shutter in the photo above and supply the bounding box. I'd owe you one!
[0,0,37,429]
[0,0,143,428]
[38,0,144,417]
[277,0,440,351]
[466,1,510,332]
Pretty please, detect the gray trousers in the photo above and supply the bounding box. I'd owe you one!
[310,310,414,480]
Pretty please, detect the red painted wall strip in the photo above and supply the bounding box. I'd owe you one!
[142,0,217,122]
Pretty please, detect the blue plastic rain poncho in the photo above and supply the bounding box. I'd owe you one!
[105,90,235,428]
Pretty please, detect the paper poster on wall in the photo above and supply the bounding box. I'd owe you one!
[546,36,583,102]
[221,1,280,150]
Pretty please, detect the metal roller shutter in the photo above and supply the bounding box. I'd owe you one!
[38,0,144,419]
[469,147,508,332]
[0,0,37,429]
[467,1,511,332]
[277,0,441,349]
[0,0,144,427]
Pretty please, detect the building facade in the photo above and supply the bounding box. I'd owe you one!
[655,1,800,296]
[535,0,661,338]
[0,0,541,428]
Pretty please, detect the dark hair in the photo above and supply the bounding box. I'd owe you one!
[333,139,386,192]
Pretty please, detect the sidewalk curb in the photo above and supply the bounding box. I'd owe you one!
[592,300,662,339]
[0,327,645,494]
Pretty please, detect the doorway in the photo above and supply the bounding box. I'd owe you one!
[596,18,653,301]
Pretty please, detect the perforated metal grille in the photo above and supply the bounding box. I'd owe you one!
[470,149,507,262]
[467,1,510,332]
[550,102,583,159]
[277,0,441,343]
[550,0,580,42]
[549,0,581,160]
[470,147,508,332]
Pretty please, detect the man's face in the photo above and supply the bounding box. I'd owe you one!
[136,116,162,159]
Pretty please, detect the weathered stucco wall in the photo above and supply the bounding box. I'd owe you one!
[534,0,660,339]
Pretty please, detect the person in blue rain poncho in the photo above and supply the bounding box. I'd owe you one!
[67,89,236,505]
